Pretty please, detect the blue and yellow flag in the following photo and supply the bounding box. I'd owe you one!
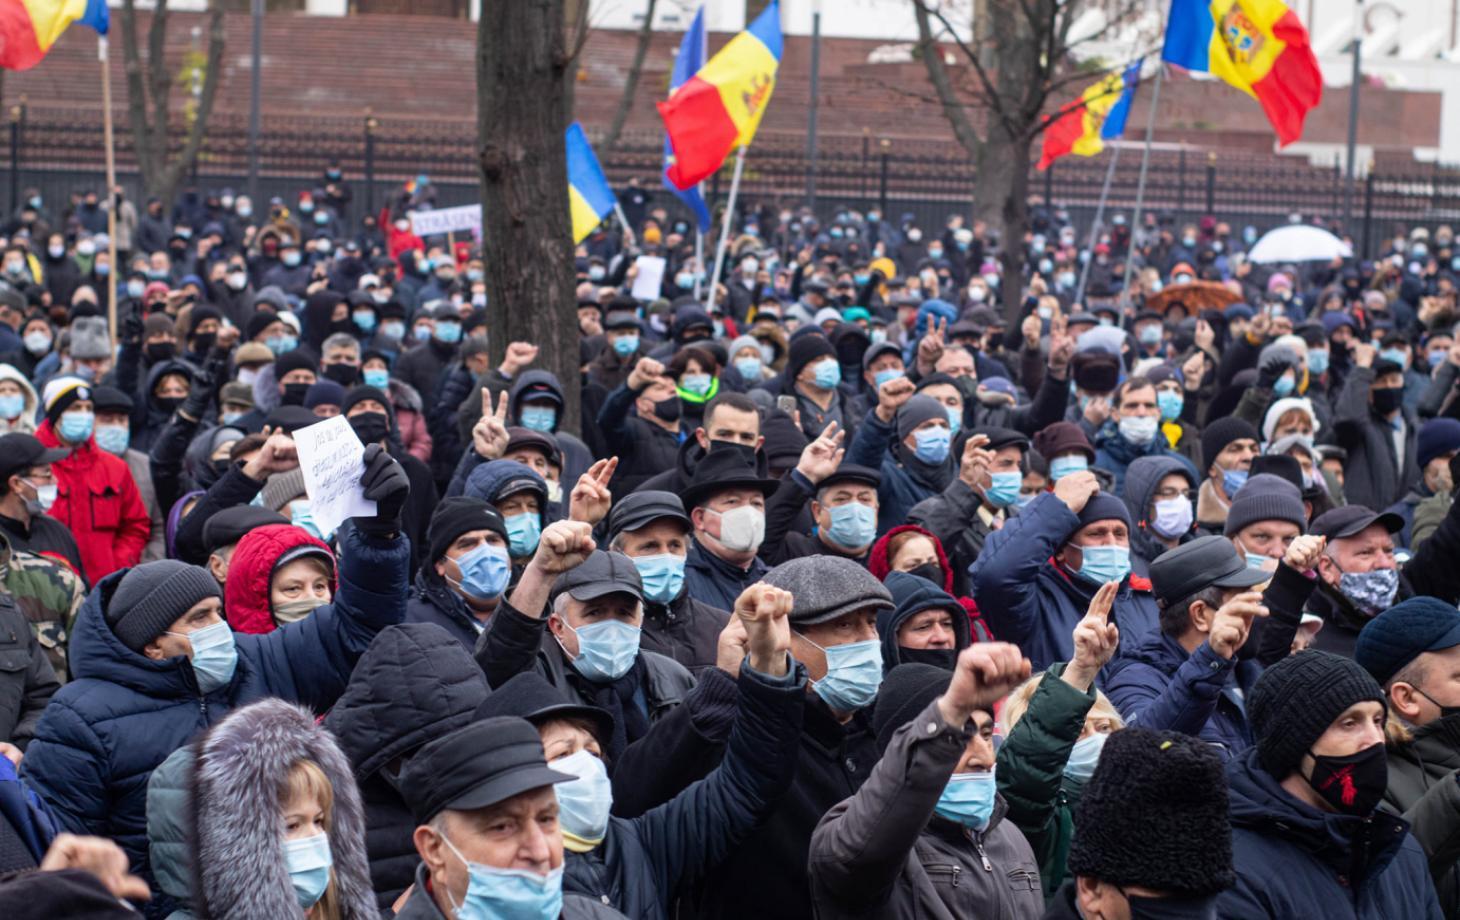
[566,122,615,245]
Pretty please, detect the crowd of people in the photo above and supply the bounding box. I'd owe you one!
[0,168,1458,919]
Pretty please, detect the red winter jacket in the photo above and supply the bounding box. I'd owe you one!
[224,524,336,634]
[868,524,994,643]
[36,419,150,585]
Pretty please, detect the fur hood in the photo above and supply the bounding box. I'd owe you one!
[190,698,378,920]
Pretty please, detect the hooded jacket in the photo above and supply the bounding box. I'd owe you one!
[386,377,433,464]
[596,379,683,492]
[323,623,489,910]
[0,363,37,433]
[1219,748,1442,918]
[145,746,197,919]
[223,523,336,635]
[132,360,195,453]
[1093,420,1198,498]
[968,492,1158,672]
[1121,454,1197,571]
[1333,365,1420,512]
[877,571,972,672]
[19,525,408,892]
[36,418,151,585]
[506,370,593,486]
[185,700,377,920]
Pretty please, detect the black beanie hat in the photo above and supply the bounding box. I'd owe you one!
[245,310,279,342]
[1223,473,1305,536]
[1248,650,1386,778]
[1201,417,1260,472]
[107,560,222,653]
[787,333,836,382]
[340,385,392,419]
[896,394,948,442]
[273,349,316,380]
[187,305,223,337]
[1067,728,1235,897]
[1076,492,1131,530]
[427,497,508,565]
[872,663,977,753]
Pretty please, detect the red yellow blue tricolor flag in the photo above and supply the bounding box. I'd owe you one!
[1161,0,1322,146]
[0,0,109,71]
[1038,61,1142,170]
[566,122,616,245]
[658,0,782,191]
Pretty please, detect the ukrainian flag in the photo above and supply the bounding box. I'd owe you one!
[658,0,782,191]
[566,122,615,245]
[1038,61,1142,170]
[1162,0,1322,146]
[0,0,109,71]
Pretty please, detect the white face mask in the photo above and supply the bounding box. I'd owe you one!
[1150,496,1193,539]
[708,505,765,553]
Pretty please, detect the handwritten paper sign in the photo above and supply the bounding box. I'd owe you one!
[631,255,666,301]
[292,415,376,538]
[408,204,482,237]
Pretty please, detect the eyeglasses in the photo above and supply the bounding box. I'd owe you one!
[1153,488,1195,501]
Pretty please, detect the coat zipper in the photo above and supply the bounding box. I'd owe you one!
[974,840,993,872]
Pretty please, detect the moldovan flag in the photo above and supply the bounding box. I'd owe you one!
[0,0,109,70]
[658,0,782,190]
[1038,61,1142,170]
[1162,0,1322,146]
[565,122,615,245]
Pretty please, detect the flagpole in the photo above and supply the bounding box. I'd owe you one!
[704,146,746,312]
[1075,142,1122,308]
[612,201,638,249]
[1118,64,1163,331]
[99,36,118,339]
[693,225,705,299]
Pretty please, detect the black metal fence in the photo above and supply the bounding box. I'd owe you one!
[7,108,1460,258]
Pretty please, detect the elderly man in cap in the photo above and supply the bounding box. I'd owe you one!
[1224,472,1309,572]
[759,436,883,565]
[606,491,728,674]
[200,505,288,588]
[1356,597,1460,916]
[0,432,84,575]
[1195,417,1261,533]
[1221,651,1441,918]
[971,469,1158,671]
[1106,534,1327,757]
[680,449,778,611]
[394,716,628,920]
[405,497,514,651]
[473,523,694,759]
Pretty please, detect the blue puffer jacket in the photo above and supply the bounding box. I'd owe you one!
[1093,422,1198,498]
[846,409,954,536]
[1104,630,1259,759]
[967,492,1158,673]
[1219,749,1443,919]
[20,525,408,885]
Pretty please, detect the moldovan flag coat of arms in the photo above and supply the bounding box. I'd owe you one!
[1162,0,1322,146]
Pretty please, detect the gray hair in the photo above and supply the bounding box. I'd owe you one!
[321,332,360,357]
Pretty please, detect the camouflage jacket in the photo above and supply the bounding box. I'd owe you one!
[0,533,85,680]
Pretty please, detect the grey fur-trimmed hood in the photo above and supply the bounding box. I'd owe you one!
[189,698,380,920]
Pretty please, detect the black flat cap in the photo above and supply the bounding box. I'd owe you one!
[971,426,1030,453]
[399,717,573,823]
[1311,505,1403,541]
[0,433,69,480]
[817,463,882,490]
[679,448,779,510]
[550,550,643,603]
[1149,535,1269,608]
[474,672,615,750]
[201,506,289,554]
[608,490,690,539]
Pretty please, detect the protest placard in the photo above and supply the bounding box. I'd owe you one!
[292,415,377,537]
[408,204,483,237]
[631,255,666,301]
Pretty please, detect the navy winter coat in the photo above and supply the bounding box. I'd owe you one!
[846,409,954,536]
[20,525,408,882]
[1093,424,1197,497]
[1219,749,1443,919]
[967,492,1159,672]
[1104,630,1259,758]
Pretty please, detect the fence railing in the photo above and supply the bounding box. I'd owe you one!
[7,108,1460,259]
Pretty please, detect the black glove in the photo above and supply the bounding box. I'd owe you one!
[1256,347,1296,389]
[122,309,143,348]
[354,443,409,536]
[179,363,214,421]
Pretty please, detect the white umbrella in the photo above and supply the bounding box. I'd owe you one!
[1247,225,1353,263]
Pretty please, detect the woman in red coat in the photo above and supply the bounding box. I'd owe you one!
[224,523,337,634]
[36,378,150,584]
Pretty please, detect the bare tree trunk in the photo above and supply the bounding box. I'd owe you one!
[600,0,658,154]
[119,0,225,206]
[561,0,590,120]
[478,0,581,434]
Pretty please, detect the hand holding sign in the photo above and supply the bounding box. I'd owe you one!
[292,415,379,538]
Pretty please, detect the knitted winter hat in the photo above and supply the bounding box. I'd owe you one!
[108,560,222,652]
[69,316,111,361]
[1077,493,1131,530]
[427,497,508,565]
[896,394,947,442]
[260,468,307,513]
[1223,473,1305,536]
[42,376,90,425]
[786,333,836,382]
[1067,727,1234,897]
[1248,650,1386,778]
[871,663,958,753]
[1201,417,1259,471]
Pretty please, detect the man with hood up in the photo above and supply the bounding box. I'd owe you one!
[1122,454,1199,571]
[878,570,972,673]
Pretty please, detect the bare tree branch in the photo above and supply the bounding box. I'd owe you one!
[601,0,657,153]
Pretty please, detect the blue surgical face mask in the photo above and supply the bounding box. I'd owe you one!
[282,250,302,267]
[267,334,298,356]
[934,770,998,830]
[567,618,642,683]
[873,368,904,389]
[1307,350,1330,375]
[1273,374,1295,397]
[169,619,238,693]
[435,321,463,344]
[1076,544,1131,584]
[221,411,244,427]
[945,406,962,436]
[1064,731,1108,782]
[813,359,842,390]
[519,406,557,432]
[290,501,336,543]
[363,368,390,389]
[1049,454,1088,482]
[504,511,542,557]
[913,426,951,464]
[1138,325,1162,346]
[413,325,433,342]
[450,541,512,601]
[632,552,686,605]
[734,356,763,380]
[1380,348,1408,370]
[1244,552,1272,571]
[1222,468,1249,498]
[381,320,406,341]
[94,424,130,455]
[1015,491,1037,511]
[806,636,883,712]
[57,410,94,444]
[681,373,713,397]
[352,311,377,332]
[870,328,887,344]
[0,393,23,419]
[613,334,640,358]
[825,501,877,550]
[439,831,564,920]
[1156,390,1184,422]
[553,749,613,849]
[985,470,1022,507]
[282,832,332,909]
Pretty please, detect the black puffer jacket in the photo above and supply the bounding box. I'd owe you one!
[403,567,484,652]
[639,591,730,677]
[323,623,489,910]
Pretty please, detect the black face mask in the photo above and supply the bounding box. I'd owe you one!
[154,396,183,415]
[1371,386,1404,416]
[281,382,311,406]
[652,395,682,422]
[322,362,359,386]
[348,411,391,445]
[1306,742,1387,816]
[191,332,216,354]
[898,646,956,670]
[144,342,176,363]
[907,562,944,586]
[1415,688,1460,721]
